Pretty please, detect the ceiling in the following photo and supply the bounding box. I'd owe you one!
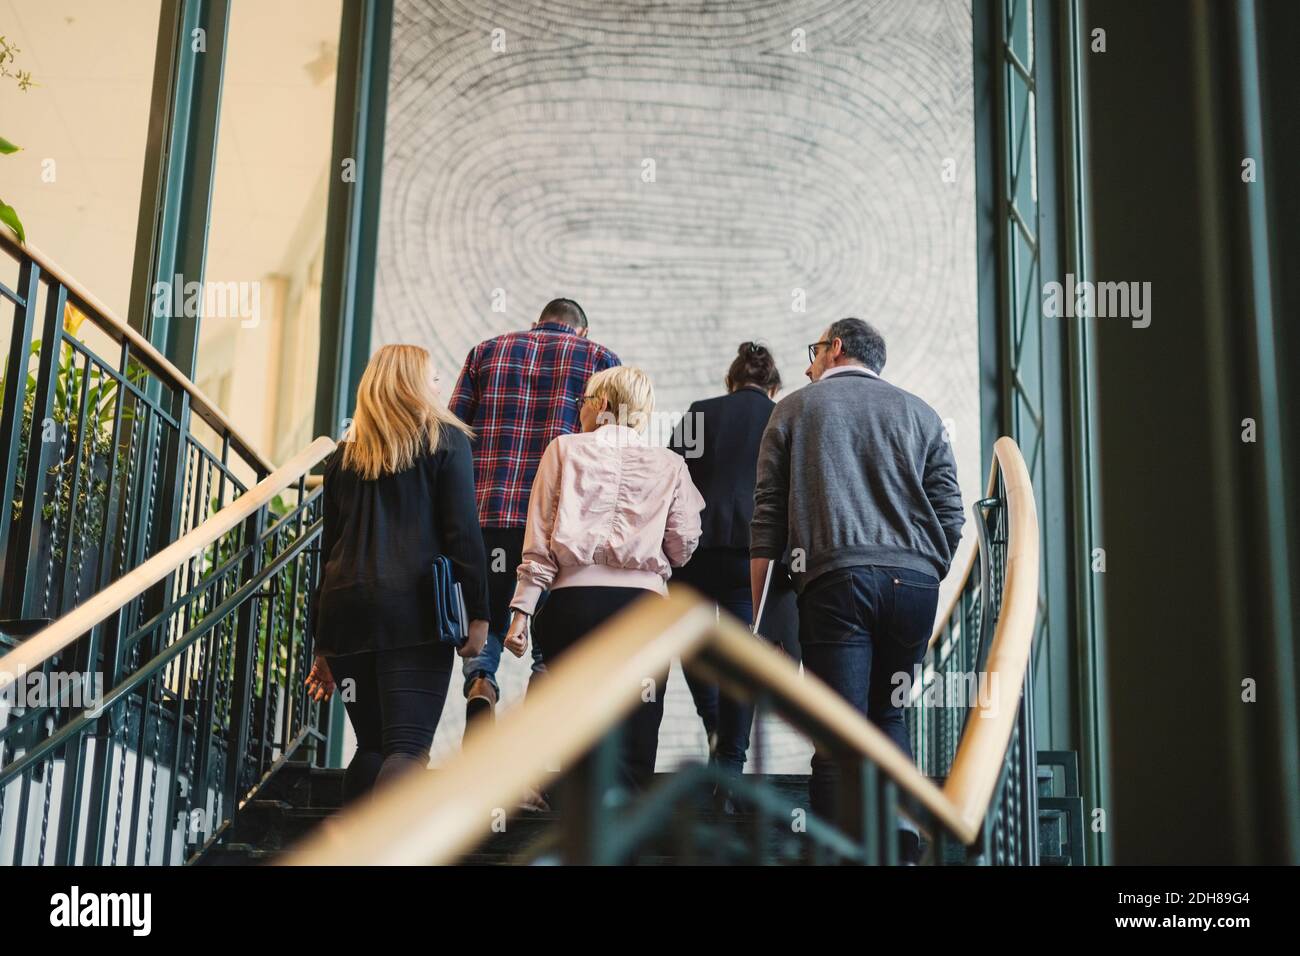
[1,0,341,318]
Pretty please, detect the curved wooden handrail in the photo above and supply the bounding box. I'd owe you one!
[284,436,1038,864]
[287,591,971,866]
[0,232,272,472]
[942,436,1039,834]
[0,436,336,692]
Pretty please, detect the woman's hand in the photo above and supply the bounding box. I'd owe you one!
[306,655,336,701]
[458,619,489,659]
[503,610,530,658]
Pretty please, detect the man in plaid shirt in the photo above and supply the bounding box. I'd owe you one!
[450,298,620,725]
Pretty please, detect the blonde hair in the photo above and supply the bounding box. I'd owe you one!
[585,365,655,433]
[342,344,472,479]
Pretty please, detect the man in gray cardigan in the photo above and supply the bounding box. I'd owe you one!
[750,317,964,860]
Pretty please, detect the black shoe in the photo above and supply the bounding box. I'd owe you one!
[898,829,925,865]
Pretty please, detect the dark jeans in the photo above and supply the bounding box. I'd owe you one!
[462,526,545,696]
[328,640,453,805]
[797,565,939,826]
[676,549,800,775]
[532,585,666,792]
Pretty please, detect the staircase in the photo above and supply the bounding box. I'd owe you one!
[2,234,1076,866]
[199,754,1086,866]
[199,764,822,866]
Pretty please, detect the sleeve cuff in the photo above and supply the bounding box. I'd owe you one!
[750,545,784,560]
[510,579,545,616]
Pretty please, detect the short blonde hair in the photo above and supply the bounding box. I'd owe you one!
[585,365,655,433]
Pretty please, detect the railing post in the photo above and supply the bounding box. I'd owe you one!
[2,273,62,621]
[0,259,41,617]
[832,756,876,864]
[559,729,621,864]
[224,508,266,811]
[1018,690,1040,865]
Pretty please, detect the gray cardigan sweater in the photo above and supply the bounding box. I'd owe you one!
[750,367,964,591]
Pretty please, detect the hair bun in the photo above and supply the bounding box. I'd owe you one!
[726,340,781,393]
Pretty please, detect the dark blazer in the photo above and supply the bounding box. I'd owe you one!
[669,386,775,552]
[312,425,489,657]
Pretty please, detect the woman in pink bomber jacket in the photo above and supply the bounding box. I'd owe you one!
[503,365,705,791]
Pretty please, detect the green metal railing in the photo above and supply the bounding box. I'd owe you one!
[0,237,334,864]
[905,474,1041,864]
[0,236,269,636]
[0,464,330,865]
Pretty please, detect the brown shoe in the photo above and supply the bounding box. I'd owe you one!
[465,676,498,724]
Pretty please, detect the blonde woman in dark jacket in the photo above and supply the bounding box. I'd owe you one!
[306,345,489,804]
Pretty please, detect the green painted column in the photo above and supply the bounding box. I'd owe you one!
[127,0,230,378]
[973,0,1108,862]
[314,0,393,448]
[1080,0,1299,864]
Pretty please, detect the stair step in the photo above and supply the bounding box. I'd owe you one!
[198,763,949,865]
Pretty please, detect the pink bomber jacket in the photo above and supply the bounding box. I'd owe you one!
[510,424,706,615]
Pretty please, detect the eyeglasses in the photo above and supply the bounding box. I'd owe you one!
[807,341,831,365]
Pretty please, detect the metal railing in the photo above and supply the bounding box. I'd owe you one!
[0,438,335,864]
[906,454,1039,863]
[288,437,1040,866]
[0,234,270,641]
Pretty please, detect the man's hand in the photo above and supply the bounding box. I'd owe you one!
[458,619,489,658]
[503,610,530,658]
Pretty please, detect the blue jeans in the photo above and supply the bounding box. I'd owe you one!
[797,565,939,836]
[462,527,545,696]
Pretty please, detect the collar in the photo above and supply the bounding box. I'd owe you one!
[595,423,647,446]
[533,320,578,335]
[819,364,879,381]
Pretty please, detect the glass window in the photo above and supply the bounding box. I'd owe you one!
[196,0,342,463]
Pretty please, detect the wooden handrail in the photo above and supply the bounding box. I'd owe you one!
[0,232,272,472]
[0,436,336,693]
[285,436,1037,864]
[286,591,971,866]
[942,436,1039,834]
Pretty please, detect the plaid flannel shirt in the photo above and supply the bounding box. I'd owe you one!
[450,321,621,528]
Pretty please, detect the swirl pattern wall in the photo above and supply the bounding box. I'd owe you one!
[374,0,977,770]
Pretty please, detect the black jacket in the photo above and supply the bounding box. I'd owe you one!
[669,386,775,552]
[312,426,489,656]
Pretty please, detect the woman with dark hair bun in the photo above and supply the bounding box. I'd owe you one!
[668,342,798,807]
[725,340,783,394]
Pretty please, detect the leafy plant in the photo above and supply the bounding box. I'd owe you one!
[2,306,143,561]
[1,33,34,242]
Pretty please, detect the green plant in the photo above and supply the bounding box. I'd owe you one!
[2,330,143,562]
[1,33,34,242]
